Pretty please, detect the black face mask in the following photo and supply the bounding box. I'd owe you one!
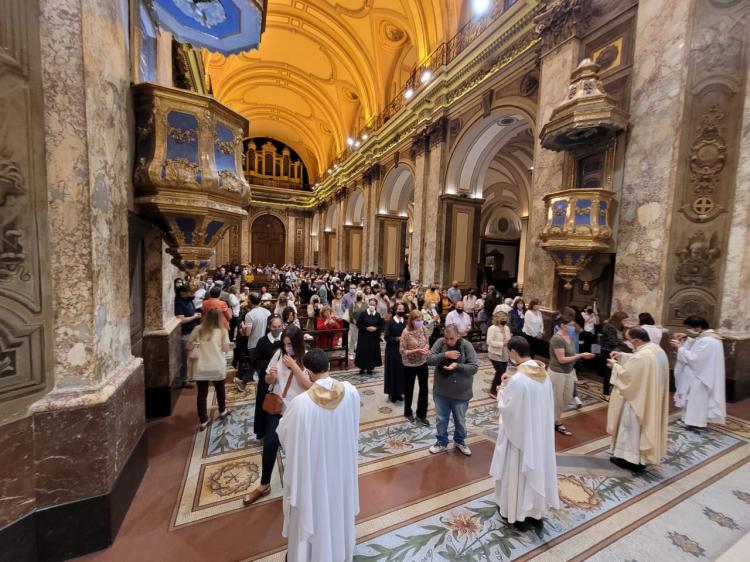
[397,311,405,317]
[500,320,507,325]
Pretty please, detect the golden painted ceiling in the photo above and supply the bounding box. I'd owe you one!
[206,0,467,181]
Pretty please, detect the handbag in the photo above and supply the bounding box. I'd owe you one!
[262,364,295,415]
[188,341,200,360]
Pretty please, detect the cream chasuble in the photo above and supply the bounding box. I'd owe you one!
[607,343,669,466]
[277,377,360,562]
[490,360,560,523]
[674,330,726,427]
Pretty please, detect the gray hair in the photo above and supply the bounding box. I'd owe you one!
[444,324,459,337]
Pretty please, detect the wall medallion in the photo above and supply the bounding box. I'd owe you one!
[689,104,726,196]
[519,73,539,97]
[674,230,721,286]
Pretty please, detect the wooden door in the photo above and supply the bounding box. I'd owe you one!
[252,215,285,265]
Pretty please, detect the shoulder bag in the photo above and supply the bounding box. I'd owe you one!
[262,364,295,415]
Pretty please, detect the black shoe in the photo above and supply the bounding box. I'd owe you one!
[404,414,415,422]
[367,370,373,376]
[512,519,531,532]
[527,517,544,530]
[358,369,366,375]
[416,417,430,427]
[396,395,404,402]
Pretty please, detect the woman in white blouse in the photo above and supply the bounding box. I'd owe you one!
[243,326,312,506]
[187,308,232,431]
[486,311,512,398]
[522,299,546,358]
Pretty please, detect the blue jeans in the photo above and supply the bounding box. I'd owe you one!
[434,394,469,446]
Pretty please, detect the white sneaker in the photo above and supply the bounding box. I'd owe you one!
[574,396,582,406]
[429,444,447,454]
[455,443,472,456]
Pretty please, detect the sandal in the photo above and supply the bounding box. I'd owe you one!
[199,421,209,432]
[555,424,572,436]
[218,409,232,419]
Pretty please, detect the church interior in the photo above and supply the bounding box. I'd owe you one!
[2,0,750,561]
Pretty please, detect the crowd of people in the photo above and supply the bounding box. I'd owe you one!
[173,262,727,561]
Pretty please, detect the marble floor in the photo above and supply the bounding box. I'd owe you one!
[75,359,750,562]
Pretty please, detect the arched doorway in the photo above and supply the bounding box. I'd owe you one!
[252,214,285,265]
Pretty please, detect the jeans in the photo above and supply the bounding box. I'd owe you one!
[260,412,282,485]
[403,364,428,419]
[489,360,508,396]
[434,394,469,446]
[196,380,226,423]
[549,368,576,424]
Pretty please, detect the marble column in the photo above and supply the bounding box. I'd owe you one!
[0,0,147,558]
[421,136,447,285]
[365,170,381,274]
[523,39,582,308]
[611,0,692,315]
[361,178,373,272]
[517,216,529,290]
[409,141,428,283]
[337,196,346,271]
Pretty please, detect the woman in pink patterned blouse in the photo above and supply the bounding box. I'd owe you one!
[399,309,431,425]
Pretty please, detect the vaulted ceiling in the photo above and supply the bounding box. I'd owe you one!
[206,0,467,181]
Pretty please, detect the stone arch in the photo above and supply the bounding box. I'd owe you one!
[444,99,536,199]
[378,163,415,216]
[345,189,365,226]
[324,204,339,232]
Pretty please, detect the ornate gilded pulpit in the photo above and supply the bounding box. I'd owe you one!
[132,83,250,272]
[538,59,628,289]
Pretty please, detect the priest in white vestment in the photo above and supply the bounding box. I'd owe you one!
[672,315,726,429]
[490,336,559,529]
[277,349,360,562]
[607,326,670,471]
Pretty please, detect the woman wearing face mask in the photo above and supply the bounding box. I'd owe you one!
[244,326,310,505]
[384,303,408,402]
[252,315,285,441]
[355,297,383,376]
[348,291,367,359]
[487,311,512,398]
[399,309,431,424]
[281,306,300,329]
[315,306,343,349]
[509,298,526,336]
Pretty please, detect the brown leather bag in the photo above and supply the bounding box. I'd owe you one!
[262,365,295,415]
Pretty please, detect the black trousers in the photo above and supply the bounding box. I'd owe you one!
[260,412,282,486]
[196,380,226,423]
[523,334,544,359]
[229,316,240,342]
[403,364,429,419]
[489,359,508,396]
[596,353,613,395]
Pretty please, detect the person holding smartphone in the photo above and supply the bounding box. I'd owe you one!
[243,326,311,506]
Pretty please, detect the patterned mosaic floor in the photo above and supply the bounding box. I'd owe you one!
[172,359,605,529]
[351,419,750,561]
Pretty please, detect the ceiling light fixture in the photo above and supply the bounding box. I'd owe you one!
[347,137,354,146]
[327,168,332,174]
[362,133,368,140]
[404,88,414,100]
[472,0,491,16]
[420,69,432,84]
[355,141,361,148]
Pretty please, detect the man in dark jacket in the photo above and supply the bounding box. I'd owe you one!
[426,324,480,456]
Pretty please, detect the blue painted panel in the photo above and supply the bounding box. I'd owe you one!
[155,0,240,38]
[166,111,199,163]
[215,123,237,173]
[575,199,592,226]
[552,201,567,226]
[175,217,196,244]
[204,220,224,245]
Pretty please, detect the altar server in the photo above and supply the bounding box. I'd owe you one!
[490,336,559,529]
[672,315,726,429]
[277,349,360,562]
[607,326,669,470]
